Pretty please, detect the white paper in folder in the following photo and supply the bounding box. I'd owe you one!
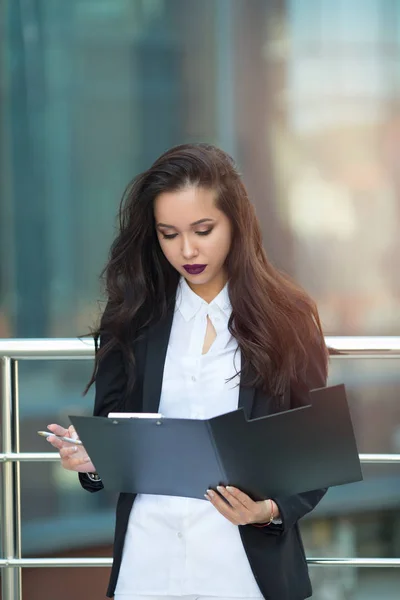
[108,413,163,419]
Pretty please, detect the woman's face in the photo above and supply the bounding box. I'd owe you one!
[154,186,232,293]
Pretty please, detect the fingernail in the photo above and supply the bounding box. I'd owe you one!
[217,486,224,493]
[204,494,210,500]
[226,486,234,492]
[207,489,214,498]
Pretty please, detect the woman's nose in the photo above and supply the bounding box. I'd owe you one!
[181,236,198,259]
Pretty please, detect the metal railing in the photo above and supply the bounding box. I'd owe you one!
[1,336,400,600]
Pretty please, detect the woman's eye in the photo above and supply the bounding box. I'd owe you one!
[162,233,178,240]
[196,229,213,236]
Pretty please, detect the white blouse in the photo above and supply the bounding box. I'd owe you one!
[114,278,264,598]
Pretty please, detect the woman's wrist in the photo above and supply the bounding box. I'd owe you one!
[253,498,280,524]
[270,499,280,520]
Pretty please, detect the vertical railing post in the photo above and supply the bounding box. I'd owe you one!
[12,359,22,588]
[1,357,22,600]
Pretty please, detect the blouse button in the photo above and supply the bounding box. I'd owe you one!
[191,375,196,382]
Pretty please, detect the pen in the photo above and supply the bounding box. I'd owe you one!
[37,431,83,445]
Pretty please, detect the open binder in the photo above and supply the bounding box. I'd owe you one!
[70,384,363,500]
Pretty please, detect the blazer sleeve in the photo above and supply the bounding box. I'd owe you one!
[266,334,329,533]
[78,333,128,493]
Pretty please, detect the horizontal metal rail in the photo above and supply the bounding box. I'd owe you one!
[309,558,400,567]
[324,336,400,357]
[1,452,400,463]
[1,336,400,359]
[0,558,112,568]
[0,452,61,462]
[0,338,94,359]
[0,557,399,568]
[358,454,400,464]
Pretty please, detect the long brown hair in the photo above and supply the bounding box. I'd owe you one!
[86,143,328,396]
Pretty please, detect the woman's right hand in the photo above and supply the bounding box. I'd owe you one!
[46,424,96,473]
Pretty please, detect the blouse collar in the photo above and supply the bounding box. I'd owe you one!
[176,276,232,322]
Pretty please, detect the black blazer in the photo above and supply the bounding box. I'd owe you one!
[79,306,328,600]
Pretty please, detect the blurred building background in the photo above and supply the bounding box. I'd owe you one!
[1,0,400,599]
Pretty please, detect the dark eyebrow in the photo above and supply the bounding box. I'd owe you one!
[157,218,215,229]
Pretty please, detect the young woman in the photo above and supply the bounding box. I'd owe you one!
[48,143,329,600]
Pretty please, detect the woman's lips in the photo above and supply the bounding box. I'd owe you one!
[183,264,207,275]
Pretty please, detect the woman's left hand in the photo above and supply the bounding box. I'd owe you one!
[205,485,279,525]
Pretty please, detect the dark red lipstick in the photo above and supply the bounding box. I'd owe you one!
[183,264,207,275]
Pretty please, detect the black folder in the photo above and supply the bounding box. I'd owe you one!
[69,384,363,500]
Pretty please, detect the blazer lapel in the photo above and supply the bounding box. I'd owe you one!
[238,358,256,419]
[142,305,175,413]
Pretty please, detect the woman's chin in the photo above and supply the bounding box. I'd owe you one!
[183,272,209,285]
